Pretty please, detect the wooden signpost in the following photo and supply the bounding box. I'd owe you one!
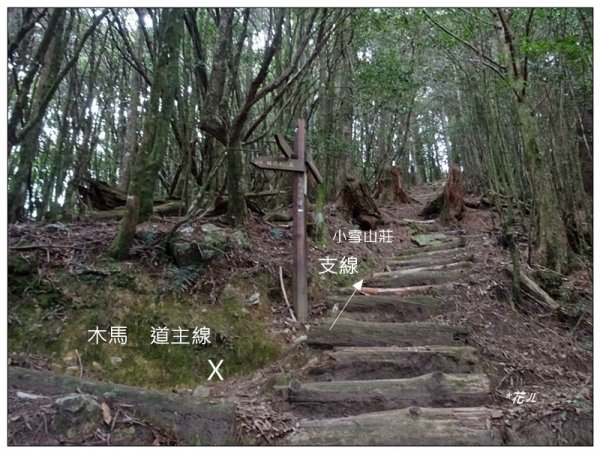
[251,119,322,323]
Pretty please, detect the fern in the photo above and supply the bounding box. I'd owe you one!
[167,265,202,293]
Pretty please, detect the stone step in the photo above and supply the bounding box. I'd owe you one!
[306,345,481,381]
[286,406,501,445]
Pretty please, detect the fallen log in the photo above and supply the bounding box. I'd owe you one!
[85,201,186,220]
[286,406,501,445]
[366,264,473,288]
[324,295,442,323]
[306,345,481,381]
[8,367,236,445]
[78,178,127,210]
[307,319,470,349]
[505,266,562,313]
[281,372,491,417]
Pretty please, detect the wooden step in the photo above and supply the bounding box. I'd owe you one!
[306,345,480,380]
[387,252,474,269]
[391,245,473,263]
[336,282,456,297]
[323,295,443,323]
[373,260,473,278]
[279,372,491,418]
[307,319,469,349]
[396,237,466,256]
[286,406,501,445]
[366,262,473,288]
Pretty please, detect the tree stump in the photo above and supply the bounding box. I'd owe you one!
[341,178,384,230]
[420,166,465,225]
[376,167,412,203]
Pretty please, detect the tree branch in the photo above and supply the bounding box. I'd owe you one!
[183,9,208,96]
[13,9,110,148]
[423,10,507,77]
[231,9,285,136]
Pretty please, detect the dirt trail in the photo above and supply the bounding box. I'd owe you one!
[278,193,499,444]
[263,183,592,446]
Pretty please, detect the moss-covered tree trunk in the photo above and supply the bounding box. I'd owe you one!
[109,9,183,260]
[495,8,569,272]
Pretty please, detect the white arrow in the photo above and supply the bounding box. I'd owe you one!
[329,280,363,331]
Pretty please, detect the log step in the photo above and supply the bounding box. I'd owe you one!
[387,253,474,270]
[307,319,470,349]
[390,245,473,263]
[373,260,473,278]
[323,295,443,323]
[286,406,501,445]
[306,345,480,380]
[336,282,456,297]
[396,237,466,256]
[280,372,491,418]
[366,262,473,288]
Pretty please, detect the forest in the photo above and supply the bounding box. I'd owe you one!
[7,7,593,446]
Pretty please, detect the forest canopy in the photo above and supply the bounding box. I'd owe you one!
[6,7,593,271]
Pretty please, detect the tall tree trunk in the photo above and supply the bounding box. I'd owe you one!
[109,8,183,260]
[225,134,247,227]
[336,18,355,190]
[7,9,66,222]
[118,26,144,192]
[495,8,569,272]
[63,28,101,217]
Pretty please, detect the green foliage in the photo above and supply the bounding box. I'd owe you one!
[165,265,203,293]
[8,262,283,389]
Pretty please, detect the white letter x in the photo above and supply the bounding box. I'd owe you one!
[208,359,224,381]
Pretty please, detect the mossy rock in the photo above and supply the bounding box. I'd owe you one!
[233,230,251,248]
[200,223,230,252]
[411,233,446,247]
[168,224,231,267]
[52,393,102,440]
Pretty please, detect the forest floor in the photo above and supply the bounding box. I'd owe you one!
[7,181,593,445]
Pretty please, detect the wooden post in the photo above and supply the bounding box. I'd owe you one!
[292,119,308,323]
[250,119,320,324]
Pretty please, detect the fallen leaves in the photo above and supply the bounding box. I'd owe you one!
[101,402,112,425]
[236,402,296,444]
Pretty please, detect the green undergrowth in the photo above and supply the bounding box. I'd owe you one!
[8,255,282,390]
